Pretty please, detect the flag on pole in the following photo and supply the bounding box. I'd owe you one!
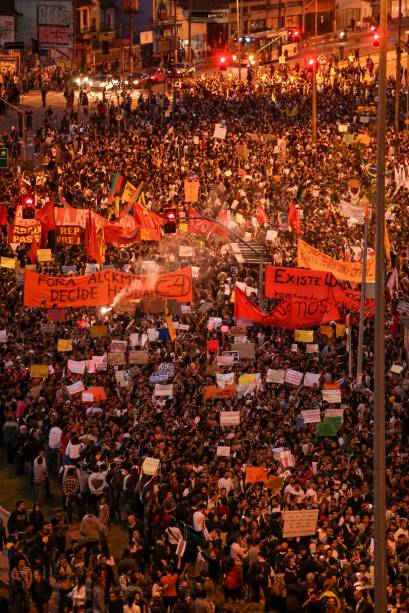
[165,301,176,342]
[28,238,38,264]
[385,220,391,263]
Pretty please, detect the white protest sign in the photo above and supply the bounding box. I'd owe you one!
[304,372,321,388]
[390,364,404,374]
[220,411,240,426]
[301,409,321,424]
[110,340,127,352]
[213,126,227,140]
[280,450,295,468]
[216,446,231,457]
[67,380,85,395]
[285,369,303,386]
[154,383,174,397]
[142,457,160,475]
[179,245,193,258]
[266,369,285,384]
[306,344,319,353]
[325,407,344,419]
[216,373,235,388]
[0,330,7,343]
[322,389,341,403]
[82,392,94,403]
[216,355,234,367]
[68,360,86,375]
[282,509,319,538]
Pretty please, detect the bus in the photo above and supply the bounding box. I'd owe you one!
[230,28,290,65]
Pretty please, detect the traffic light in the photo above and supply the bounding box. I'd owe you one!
[22,194,35,219]
[163,208,177,233]
[373,31,380,46]
[219,55,227,70]
[102,40,110,55]
[306,56,316,71]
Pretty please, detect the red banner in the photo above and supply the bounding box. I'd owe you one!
[56,226,83,245]
[8,223,41,244]
[265,266,337,300]
[24,268,192,308]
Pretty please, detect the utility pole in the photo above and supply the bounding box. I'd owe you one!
[373,0,388,606]
[394,0,402,158]
[311,58,317,147]
[129,12,134,73]
[315,0,318,39]
[236,0,241,80]
[188,0,192,63]
[173,0,178,63]
[356,205,370,386]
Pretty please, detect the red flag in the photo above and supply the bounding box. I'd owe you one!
[35,201,56,248]
[288,202,301,235]
[0,205,7,226]
[234,287,280,326]
[207,339,219,353]
[28,238,38,264]
[85,211,105,264]
[255,204,269,225]
[234,287,340,329]
[188,206,229,236]
[391,312,400,338]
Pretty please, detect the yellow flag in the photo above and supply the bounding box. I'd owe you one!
[335,324,345,338]
[165,301,176,342]
[385,221,391,263]
[319,325,333,338]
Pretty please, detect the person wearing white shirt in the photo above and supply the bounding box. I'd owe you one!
[217,471,234,495]
[193,503,207,539]
[47,425,62,475]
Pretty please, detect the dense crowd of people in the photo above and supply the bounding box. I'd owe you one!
[0,53,408,613]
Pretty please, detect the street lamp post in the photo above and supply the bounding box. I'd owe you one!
[374,0,388,606]
[356,206,370,386]
[394,0,402,158]
[309,57,317,147]
[186,216,264,300]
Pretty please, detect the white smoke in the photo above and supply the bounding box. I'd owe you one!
[111,259,161,308]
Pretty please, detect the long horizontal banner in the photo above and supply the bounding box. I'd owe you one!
[24,268,192,308]
[298,239,375,283]
[265,266,338,300]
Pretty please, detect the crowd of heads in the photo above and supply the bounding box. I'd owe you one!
[0,55,408,612]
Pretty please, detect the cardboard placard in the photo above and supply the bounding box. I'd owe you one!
[30,364,49,378]
[129,350,149,365]
[216,446,231,457]
[266,369,285,384]
[285,369,303,386]
[91,325,107,338]
[57,339,73,352]
[220,411,240,426]
[282,509,319,538]
[108,352,126,366]
[142,457,160,475]
[231,342,255,360]
[110,340,127,353]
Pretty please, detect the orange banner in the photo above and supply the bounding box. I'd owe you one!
[298,239,375,283]
[245,466,268,484]
[203,384,236,401]
[24,268,192,308]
